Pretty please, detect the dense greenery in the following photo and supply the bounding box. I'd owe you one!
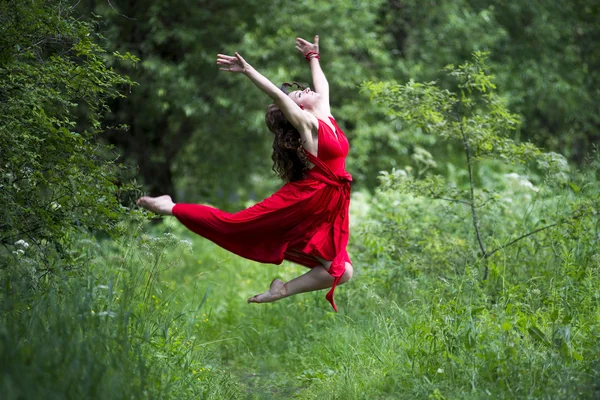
[79,0,599,206]
[0,0,140,265]
[4,170,598,397]
[2,1,599,399]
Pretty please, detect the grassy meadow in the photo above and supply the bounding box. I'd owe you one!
[3,161,599,399]
[3,2,600,399]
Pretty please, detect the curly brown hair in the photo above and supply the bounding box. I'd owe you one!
[265,100,310,182]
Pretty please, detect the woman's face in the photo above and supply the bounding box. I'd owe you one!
[288,87,320,109]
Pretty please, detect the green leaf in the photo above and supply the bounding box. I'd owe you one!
[528,326,550,346]
[568,182,580,193]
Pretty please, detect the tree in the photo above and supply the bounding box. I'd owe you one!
[0,0,138,267]
[363,53,597,278]
[379,0,600,162]
[81,0,396,207]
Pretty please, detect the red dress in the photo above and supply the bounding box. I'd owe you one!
[172,116,352,311]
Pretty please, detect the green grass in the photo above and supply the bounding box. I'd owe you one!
[2,181,599,399]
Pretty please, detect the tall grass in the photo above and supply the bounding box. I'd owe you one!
[2,165,599,399]
[0,226,244,399]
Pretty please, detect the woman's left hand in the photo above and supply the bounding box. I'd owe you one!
[295,36,319,56]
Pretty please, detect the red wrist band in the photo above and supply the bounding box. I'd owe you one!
[305,51,320,61]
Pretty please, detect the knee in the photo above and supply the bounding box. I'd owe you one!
[339,262,353,284]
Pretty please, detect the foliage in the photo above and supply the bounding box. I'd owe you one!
[0,1,140,269]
[362,53,598,278]
[0,226,244,399]
[348,157,600,398]
[80,0,395,207]
[380,0,600,162]
[2,2,600,399]
[80,1,599,209]
[5,174,599,398]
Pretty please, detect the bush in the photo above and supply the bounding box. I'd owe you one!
[0,1,139,273]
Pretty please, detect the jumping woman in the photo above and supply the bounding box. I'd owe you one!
[137,36,353,311]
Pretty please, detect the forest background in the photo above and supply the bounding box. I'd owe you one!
[1,0,599,399]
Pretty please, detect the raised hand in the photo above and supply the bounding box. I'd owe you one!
[217,52,251,74]
[295,35,319,57]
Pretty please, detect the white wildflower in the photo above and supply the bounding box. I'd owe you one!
[412,147,437,168]
[505,172,539,192]
[179,239,193,250]
[50,202,61,210]
[14,239,30,248]
[504,172,520,180]
[394,168,409,179]
[544,152,569,172]
[12,249,25,256]
[96,311,116,318]
[518,179,539,192]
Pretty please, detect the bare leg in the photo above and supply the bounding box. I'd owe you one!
[248,259,353,304]
[136,195,175,215]
[284,265,335,295]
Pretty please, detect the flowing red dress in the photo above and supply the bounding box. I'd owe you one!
[172,116,352,311]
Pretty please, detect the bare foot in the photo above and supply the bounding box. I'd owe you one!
[248,279,288,304]
[136,195,175,215]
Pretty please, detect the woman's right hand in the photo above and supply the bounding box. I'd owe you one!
[217,52,251,74]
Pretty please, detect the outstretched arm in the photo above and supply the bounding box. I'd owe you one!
[216,52,315,132]
[296,35,330,114]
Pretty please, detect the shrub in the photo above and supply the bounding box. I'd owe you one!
[0,1,140,274]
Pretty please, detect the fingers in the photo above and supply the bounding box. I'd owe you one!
[217,54,236,61]
[216,54,234,66]
[216,54,239,67]
[296,37,310,46]
[216,52,247,73]
[295,45,303,53]
[234,51,247,64]
[217,53,244,73]
[295,36,319,53]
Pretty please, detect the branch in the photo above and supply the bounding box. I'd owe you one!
[461,124,488,262]
[474,195,496,209]
[428,188,471,205]
[486,211,586,258]
[486,223,559,258]
[106,0,137,20]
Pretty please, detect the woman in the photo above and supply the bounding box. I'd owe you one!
[137,36,353,311]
